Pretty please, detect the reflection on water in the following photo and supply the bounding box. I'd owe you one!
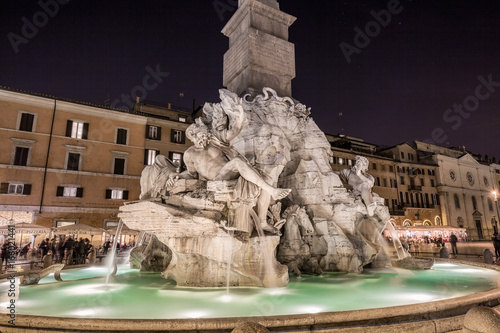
[16,262,499,319]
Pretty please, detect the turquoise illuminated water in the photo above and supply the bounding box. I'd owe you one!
[6,262,500,319]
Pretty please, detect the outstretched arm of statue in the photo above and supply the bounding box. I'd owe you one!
[220,97,245,142]
[166,170,197,187]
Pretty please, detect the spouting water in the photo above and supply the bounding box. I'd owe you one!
[384,222,410,259]
[105,219,124,284]
[225,229,234,294]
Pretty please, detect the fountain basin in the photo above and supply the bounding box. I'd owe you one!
[1,260,499,332]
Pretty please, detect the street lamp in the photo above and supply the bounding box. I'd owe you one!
[492,190,500,234]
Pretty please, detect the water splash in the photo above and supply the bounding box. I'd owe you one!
[105,219,124,284]
[226,229,234,293]
[384,222,410,259]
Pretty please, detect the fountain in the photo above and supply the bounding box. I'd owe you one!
[1,74,499,333]
[1,261,500,332]
[1,1,500,331]
[123,87,433,287]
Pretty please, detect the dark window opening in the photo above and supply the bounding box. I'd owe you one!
[19,113,34,132]
[114,158,125,175]
[67,153,80,170]
[14,147,29,166]
[117,128,128,145]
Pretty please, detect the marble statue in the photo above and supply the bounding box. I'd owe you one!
[130,234,172,272]
[122,87,422,287]
[175,94,291,233]
[139,156,178,200]
[340,155,384,216]
[20,264,64,285]
[277,205,326,276]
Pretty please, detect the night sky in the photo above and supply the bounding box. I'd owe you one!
[1,1,499,159]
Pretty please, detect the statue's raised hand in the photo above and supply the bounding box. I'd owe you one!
[221,97,244,120]
[166,175,179,188]
[219,96,245,141]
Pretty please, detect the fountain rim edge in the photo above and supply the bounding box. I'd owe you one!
[1,260,499,332]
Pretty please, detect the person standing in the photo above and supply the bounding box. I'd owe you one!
[493,233,500,259]
[450,233,458,256]
[84,238,92,263]
[57,236,65,263]
[76,238,86,264]
[63,236,75,264]
[39,238,49,257]
[1,242,9,269]
[103,240,110,255]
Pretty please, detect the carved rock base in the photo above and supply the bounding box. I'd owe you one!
[391,257,435,270]
[120,201,288,288]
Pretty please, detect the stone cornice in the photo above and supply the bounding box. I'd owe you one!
[222,0,296,37]
[0,164,140,179]
[56,100,147,125]
[0,89,146,125]
[0,205,119,214]
[11,137,36,146]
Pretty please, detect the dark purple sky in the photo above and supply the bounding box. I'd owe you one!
[2,0,499,159]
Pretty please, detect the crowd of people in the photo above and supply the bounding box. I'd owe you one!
[394,233,465,256]
[1,236,139,271]
[1,236,95,268]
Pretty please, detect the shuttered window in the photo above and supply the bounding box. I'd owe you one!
[66,120,89,139]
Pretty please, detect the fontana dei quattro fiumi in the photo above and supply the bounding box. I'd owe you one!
[1,1,500,332]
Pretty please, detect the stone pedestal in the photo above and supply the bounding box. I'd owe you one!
[119,200,288,288]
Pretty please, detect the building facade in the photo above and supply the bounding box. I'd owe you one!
[0,87,193,245]
[326,135,443,228]
[379,143,442,228]
[415,141,499,240]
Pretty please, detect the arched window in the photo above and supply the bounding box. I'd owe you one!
[423,220,432,226]
[472,196,477,211]
[403,219,412,227]
[435,216,441,226]
[488,198,493,211]
[457,216,464,228]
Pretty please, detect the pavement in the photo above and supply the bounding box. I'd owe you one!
[411,240,499,264]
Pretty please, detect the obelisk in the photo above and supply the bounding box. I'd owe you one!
[222,0,297,98]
